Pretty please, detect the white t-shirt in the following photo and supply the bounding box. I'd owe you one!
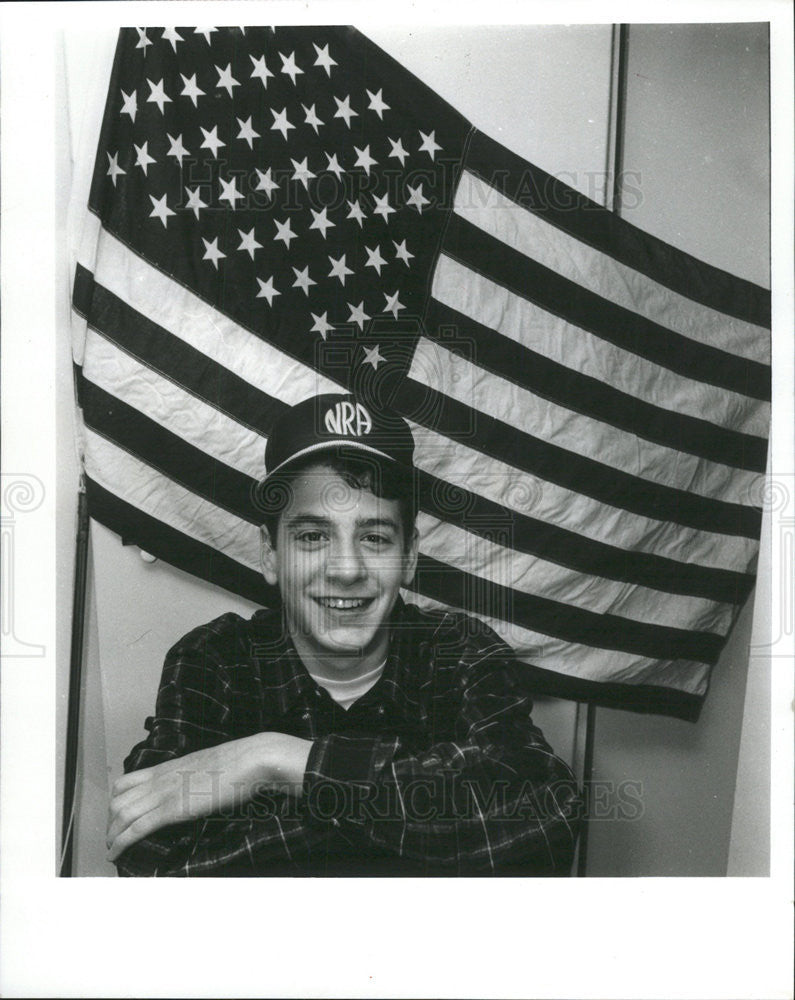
[308,659,386,710]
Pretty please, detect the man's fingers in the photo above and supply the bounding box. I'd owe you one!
[112,768,151,795]
[107,808,168,862]
[107,791,159,847]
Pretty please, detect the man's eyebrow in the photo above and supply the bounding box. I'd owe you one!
[283,515,399,529]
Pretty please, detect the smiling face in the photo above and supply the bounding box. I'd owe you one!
[260,462,418,679]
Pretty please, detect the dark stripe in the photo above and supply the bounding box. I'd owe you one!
[410,554,724,664]
[521,664,703,722]
[77,373,262,525]
[424,299,768,472]
[414,469,755,606]
[73,264,290,437]
[394,379,762,540]
[85,479,705,720]
[441,212,770,402]
[84,477,275,607]
[466,128,770,329]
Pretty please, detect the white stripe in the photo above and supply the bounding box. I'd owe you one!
[77,225,343,401]
[416,513,734,636]
[455,170,770,364]
[407,420,759,574]
[406,592,711,698]
[83,430,262,571]
[409,338,758,507]
[431,253,769,439]
[82,330,267,479]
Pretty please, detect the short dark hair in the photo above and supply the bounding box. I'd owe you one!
[254,447,417,550]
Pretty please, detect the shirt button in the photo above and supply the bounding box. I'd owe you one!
[377,706,385,715]
[302,710,311,721]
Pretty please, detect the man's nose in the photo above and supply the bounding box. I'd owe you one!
[325,538,366,583]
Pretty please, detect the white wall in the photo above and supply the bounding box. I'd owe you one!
[57,23,769,877]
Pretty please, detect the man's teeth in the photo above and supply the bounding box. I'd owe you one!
[318,598,369,609]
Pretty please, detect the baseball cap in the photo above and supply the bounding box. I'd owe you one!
[262,393,415,481]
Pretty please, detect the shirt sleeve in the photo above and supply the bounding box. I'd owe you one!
[115,618,335,877]
[302,621,582,875]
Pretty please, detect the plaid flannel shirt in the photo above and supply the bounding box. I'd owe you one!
[117,600,581,876]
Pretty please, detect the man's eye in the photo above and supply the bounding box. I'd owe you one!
[362,533,393,546]
[295,531,325,544]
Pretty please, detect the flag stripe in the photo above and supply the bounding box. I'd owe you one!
[73,264,290,438]
[81,416,724,662]
[395,380,762,538]
[85,476,272,606]
[464,130,770,329]
[414,467,752,603]
[441,213,770,400]
[415,513,734,635]
[81,330,267,479]
[76,229,342,400]
[423,298,768,468]
[411,591,710,702]
[408,423,758,574]
[413,554,723,662]
[409,337,760,505]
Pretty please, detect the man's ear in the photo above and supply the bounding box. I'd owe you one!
[401,526,420,587]
[260,524,278,586]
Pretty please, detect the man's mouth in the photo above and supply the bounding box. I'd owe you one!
[315,597,374,610]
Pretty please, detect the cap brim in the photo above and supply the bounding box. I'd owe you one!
[262,439,400,481]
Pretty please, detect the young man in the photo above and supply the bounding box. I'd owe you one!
[108,393,580,876]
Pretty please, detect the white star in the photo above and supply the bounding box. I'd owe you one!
[372,192,395,222]
[347,301,371,331]
[406,182,430,214]
[134,141,155,175]
[366,88,390,119]
[274,218,297,248]
[362,344,386,370]
[149,193,175,228]
[292,265,316,296]
[147,79,172,115]
[106,151,125,186]
[353,144,377,175]
[383,290,404,319]
[194,27,216,44]
[302,103,323,134]
[202,236,226,269]
[333,95,357,128]
[256,276,280,306]
[313,42,337,77]
[418,129,442,161]
[215,64,240,98]
[328,254,353,285]
[120,89,137,122]
[161,27,184,51]
[180,74,205,107]
[135,28,151,50]
[346,200,366,227]
[271,107,294,141]
[237,227,263,259]
[279,51,303,85]
[236,116,260,149]
[325,153,344,179]
[218,176,243,208]
[364,245,387,275]
[166,133,189,164]
[393,239,414,265]
[290,157,316,190]
[255,167,279,199]
[309,207,335,239]
[250,54,273,88]
[311,311,334,339]
[387,136,408,166]
[185,186,207,219]
[200,125,225,158]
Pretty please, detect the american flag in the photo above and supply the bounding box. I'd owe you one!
[71,25,771,720]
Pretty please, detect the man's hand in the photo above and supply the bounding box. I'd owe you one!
[106,732,313,862]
